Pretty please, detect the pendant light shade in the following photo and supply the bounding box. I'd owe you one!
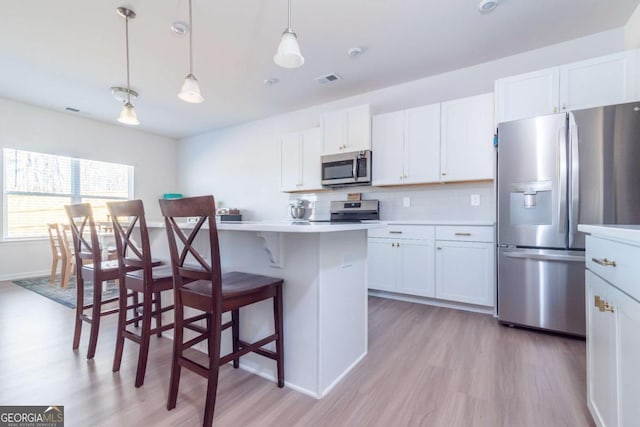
[116,7,139,125]
[179,74,203,103]
[274,0,304,69]
[118,102,140,125]
[178,0,204,103]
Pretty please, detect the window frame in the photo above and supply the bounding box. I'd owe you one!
[1,148,134,241]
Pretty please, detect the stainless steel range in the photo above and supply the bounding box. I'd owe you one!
[311,200,379,223]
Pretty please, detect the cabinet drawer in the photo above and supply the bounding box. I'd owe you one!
[586,235,640,302]
[368,225,435,240]
[435,226,494,242]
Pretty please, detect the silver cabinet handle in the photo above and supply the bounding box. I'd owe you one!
[389,231,402,234]
[592,257,616,267]
[454,232,471,236]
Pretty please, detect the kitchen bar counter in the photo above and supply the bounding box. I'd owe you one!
[146,220,378,399]
[578,224,640,244]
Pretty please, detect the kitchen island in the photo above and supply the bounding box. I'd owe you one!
[147,220,382,398]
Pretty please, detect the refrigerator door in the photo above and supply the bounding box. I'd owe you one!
[568,103,640,249]
[497,247,586,336]
[497,114,568,248]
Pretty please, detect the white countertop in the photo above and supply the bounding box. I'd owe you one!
[146,220,385,233]
[578,224,640,244]
[378,220,494,226]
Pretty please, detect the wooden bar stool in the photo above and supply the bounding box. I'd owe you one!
[65,203,127,359]
[47,223,66,285]
[159,195,284,427]
[107,200,175,387]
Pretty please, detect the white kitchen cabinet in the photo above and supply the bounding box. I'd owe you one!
[367,226,435,297]
[434,226,495,307]
[584,231,640,427]
[560,51,636,112]
[280,127,322,192]
[372,104,440,186]
[321,105,371,155]
[495,67,560,123]
[440,93,494,182]
[496,50,639,124]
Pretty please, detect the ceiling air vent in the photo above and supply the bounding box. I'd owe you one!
[65,107,80,113]
[315,73,342,84]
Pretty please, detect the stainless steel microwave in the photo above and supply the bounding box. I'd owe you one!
[321,150,372,187]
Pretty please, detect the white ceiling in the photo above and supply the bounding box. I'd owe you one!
[1,0,638,139]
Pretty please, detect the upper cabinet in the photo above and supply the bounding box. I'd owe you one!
[495,67,560,123]
[321,105,371,155]
[372,104,440,186]
[440,93,495,182]
[496,50,638,124]
[280,127,322,192]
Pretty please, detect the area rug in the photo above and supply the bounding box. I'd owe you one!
[11,275,118,309]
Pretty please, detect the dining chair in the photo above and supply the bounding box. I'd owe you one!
[47,223,65,285]
[107,199,174,387]
[65,203,137,359]
[159,195,284,427]
[59,224,77,288]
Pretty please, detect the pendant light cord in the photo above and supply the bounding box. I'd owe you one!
[287,0,292,31]
[189,0,194,75]
[125,15,131,104]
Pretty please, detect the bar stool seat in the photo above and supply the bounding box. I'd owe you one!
[125,265,174,292]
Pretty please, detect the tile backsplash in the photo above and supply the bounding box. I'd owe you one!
[290,182,495,222]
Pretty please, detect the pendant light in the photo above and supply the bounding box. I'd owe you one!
[274,0,304,68]
[178,0,203,103]
[116,7,140,125]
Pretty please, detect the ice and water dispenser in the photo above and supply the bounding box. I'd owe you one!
[509,181,553,225]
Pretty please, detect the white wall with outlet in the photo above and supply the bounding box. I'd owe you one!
[178,29,623,222]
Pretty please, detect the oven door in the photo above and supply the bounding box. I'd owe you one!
[321,151,371,186]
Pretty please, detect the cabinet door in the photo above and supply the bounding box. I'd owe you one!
[397,240,435,297]
[613,282,640,427]
[372,111,404,185]
[404,104,440,184]
[495,67,560,123]
[560,51,636,112]
[346,105,371,152]
[586,271,619,427]
[440,93,495,182]
[300,127,322,191]
[321,110,347,155]
[435,241,494,306]
[280,132,301,192]
[367,238,397,291]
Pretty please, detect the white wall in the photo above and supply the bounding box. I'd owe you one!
[0,98,178,280]
[625,3,640,48]
[177,28,624,221]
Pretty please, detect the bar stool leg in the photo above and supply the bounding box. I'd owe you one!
[203,312,222,427]
[87,276,102,359]
[167,304,184,410]
[135,292,153,387]
[154,291,162,337]
[112,280,128,372]
[274,286,285,388]
[231,309,240,368]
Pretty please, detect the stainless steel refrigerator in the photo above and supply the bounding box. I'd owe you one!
[497,102,640,336]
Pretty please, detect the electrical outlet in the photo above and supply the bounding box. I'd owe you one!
[403,197,411,208]
[470,194,481,206]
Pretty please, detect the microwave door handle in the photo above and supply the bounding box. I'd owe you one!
[353,159,358,182]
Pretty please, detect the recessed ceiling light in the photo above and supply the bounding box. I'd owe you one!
[347,47,364,58]
[110,86,139,103]
[171,21,189,35]
[478,0,498,13]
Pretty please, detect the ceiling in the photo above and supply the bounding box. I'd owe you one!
[1,0,639,139]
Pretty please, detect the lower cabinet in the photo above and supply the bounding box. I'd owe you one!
[435,240,494,306]
[367,236,435,297]
[585,234,640,427]
[368,225,495,307]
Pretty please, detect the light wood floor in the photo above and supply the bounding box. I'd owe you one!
[0,281,594,427]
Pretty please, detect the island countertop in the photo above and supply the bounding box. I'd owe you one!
[578,224,640,244]
[146,220,385,233]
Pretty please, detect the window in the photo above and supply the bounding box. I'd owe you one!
[3,148,133,239]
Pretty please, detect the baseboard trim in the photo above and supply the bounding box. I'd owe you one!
[368,289,495,315]
[1,270,50,282]
[320,350,367,398]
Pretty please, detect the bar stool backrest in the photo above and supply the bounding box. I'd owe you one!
[107,199,152,280]
[65,203,102,271]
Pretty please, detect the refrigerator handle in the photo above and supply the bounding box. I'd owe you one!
[557,125,568,235]
[568,115,579,248]
[503,251,585,263]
